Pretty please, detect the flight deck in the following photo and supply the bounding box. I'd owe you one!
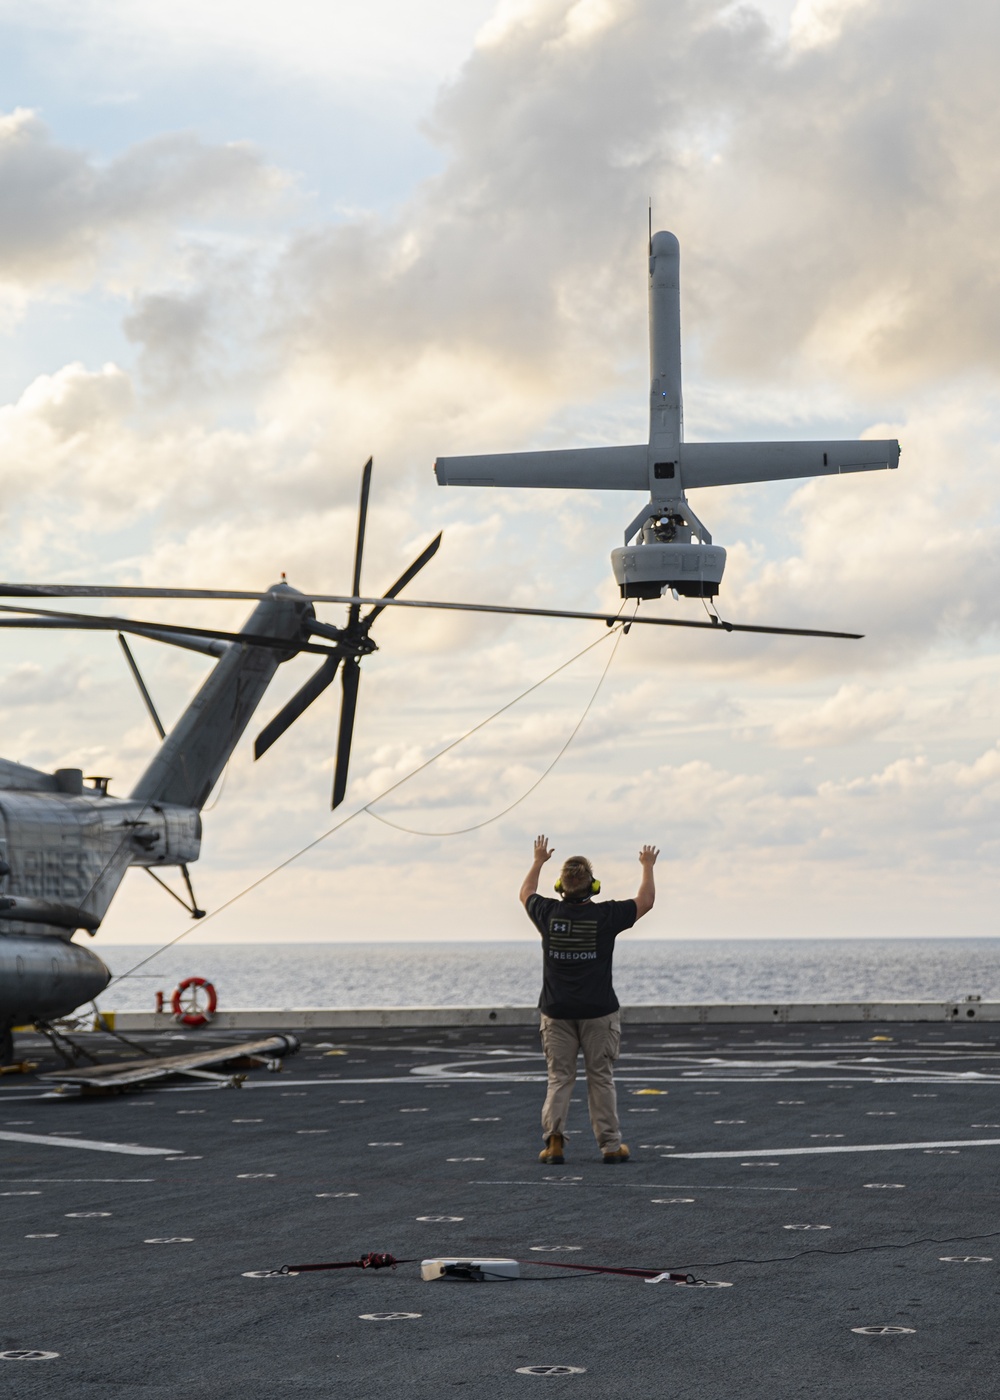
[3,1017,1000,1397]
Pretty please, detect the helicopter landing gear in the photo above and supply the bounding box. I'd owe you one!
[34,1020,102,1067]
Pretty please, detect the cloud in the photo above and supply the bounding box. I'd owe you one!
[679,2,1000,391]
[1,0,499,90]
[0,358,392,548]
[11,0,1000,405]
[370,0,1000,401]
[770,683,905,746]
[0,658,88,706]
[598,738,1000,873]
[712,392,1000,668]
[0,107,287,299]
[788,0,868,50]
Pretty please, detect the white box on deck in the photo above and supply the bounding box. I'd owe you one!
[421,1257,520,1282]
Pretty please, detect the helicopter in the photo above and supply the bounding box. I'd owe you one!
[434,230,900,598]
[0,461,447,1061]
[0,234,899,1062]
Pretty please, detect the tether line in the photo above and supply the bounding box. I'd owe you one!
[106,618,629,986]
[364,620,626,835]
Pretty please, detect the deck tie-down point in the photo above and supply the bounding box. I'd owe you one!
[263,1250,716,1286]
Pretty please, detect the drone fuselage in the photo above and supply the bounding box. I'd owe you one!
[434,230,900,599]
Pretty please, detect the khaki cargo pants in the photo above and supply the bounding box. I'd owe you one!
[539,1011,622,1152]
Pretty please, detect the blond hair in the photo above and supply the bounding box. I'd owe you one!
[559,856,594,896]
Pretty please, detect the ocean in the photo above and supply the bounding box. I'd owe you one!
[96,938,1000,1013]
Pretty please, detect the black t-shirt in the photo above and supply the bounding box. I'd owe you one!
[525,893,638,1020]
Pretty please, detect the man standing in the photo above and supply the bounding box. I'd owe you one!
[520,835,658,1165]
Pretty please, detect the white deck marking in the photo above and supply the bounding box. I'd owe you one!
[471,1180,798,1190]
[663,1138,1000,1159]
[0,1131,182,1156]
[161,1065,1000,1089]
[641,1184,798,1191]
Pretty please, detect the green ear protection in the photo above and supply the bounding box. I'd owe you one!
[555,876,601,896]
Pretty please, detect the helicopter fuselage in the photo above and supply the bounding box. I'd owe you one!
[0,768,201,1029]
[0,934,111,1027]
[0,507,444,1059]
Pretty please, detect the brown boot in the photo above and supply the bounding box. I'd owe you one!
[538,1133,565,1165]
[602,1143,630,1164]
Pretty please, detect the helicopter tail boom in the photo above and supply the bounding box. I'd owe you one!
[130,588,313,810]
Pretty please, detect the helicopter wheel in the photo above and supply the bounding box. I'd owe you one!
[0,1024,13,1067]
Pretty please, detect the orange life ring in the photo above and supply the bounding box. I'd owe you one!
[170,977,218,1027]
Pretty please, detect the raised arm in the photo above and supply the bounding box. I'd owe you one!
[634,844,658,919]
[519,834,554,906]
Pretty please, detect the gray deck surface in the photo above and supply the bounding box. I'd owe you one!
[3,1020,1000,1398]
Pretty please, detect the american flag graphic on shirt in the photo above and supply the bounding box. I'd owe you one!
[548,914,598,957]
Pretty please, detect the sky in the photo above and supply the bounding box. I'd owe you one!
[1,0,998,948]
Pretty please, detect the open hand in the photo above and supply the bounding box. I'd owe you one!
[639,844,659,867]
[534,835,554,863]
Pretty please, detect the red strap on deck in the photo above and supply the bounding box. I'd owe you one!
[524,1260,695,1283]
[278,1250,692,1283]
[281,1252,405,1274]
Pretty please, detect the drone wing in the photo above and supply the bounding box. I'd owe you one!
[432,440,900,490]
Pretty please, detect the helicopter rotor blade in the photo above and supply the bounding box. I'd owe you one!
[295,594,864,641]
[0,616,230,658]
[0,596,861,641]
[332,658,362,810]
[364,532,442,627]
[0,605,339,654]
[348,458,373,632]
[254,652,343,760]
[0,584,299,600]
[0,584,862,642]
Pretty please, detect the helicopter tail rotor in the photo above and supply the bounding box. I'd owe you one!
[348,458,373,633]
[254,650,343,761]
[332,656,362,809]
[363,532,442,627]
[252,460,445,808]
